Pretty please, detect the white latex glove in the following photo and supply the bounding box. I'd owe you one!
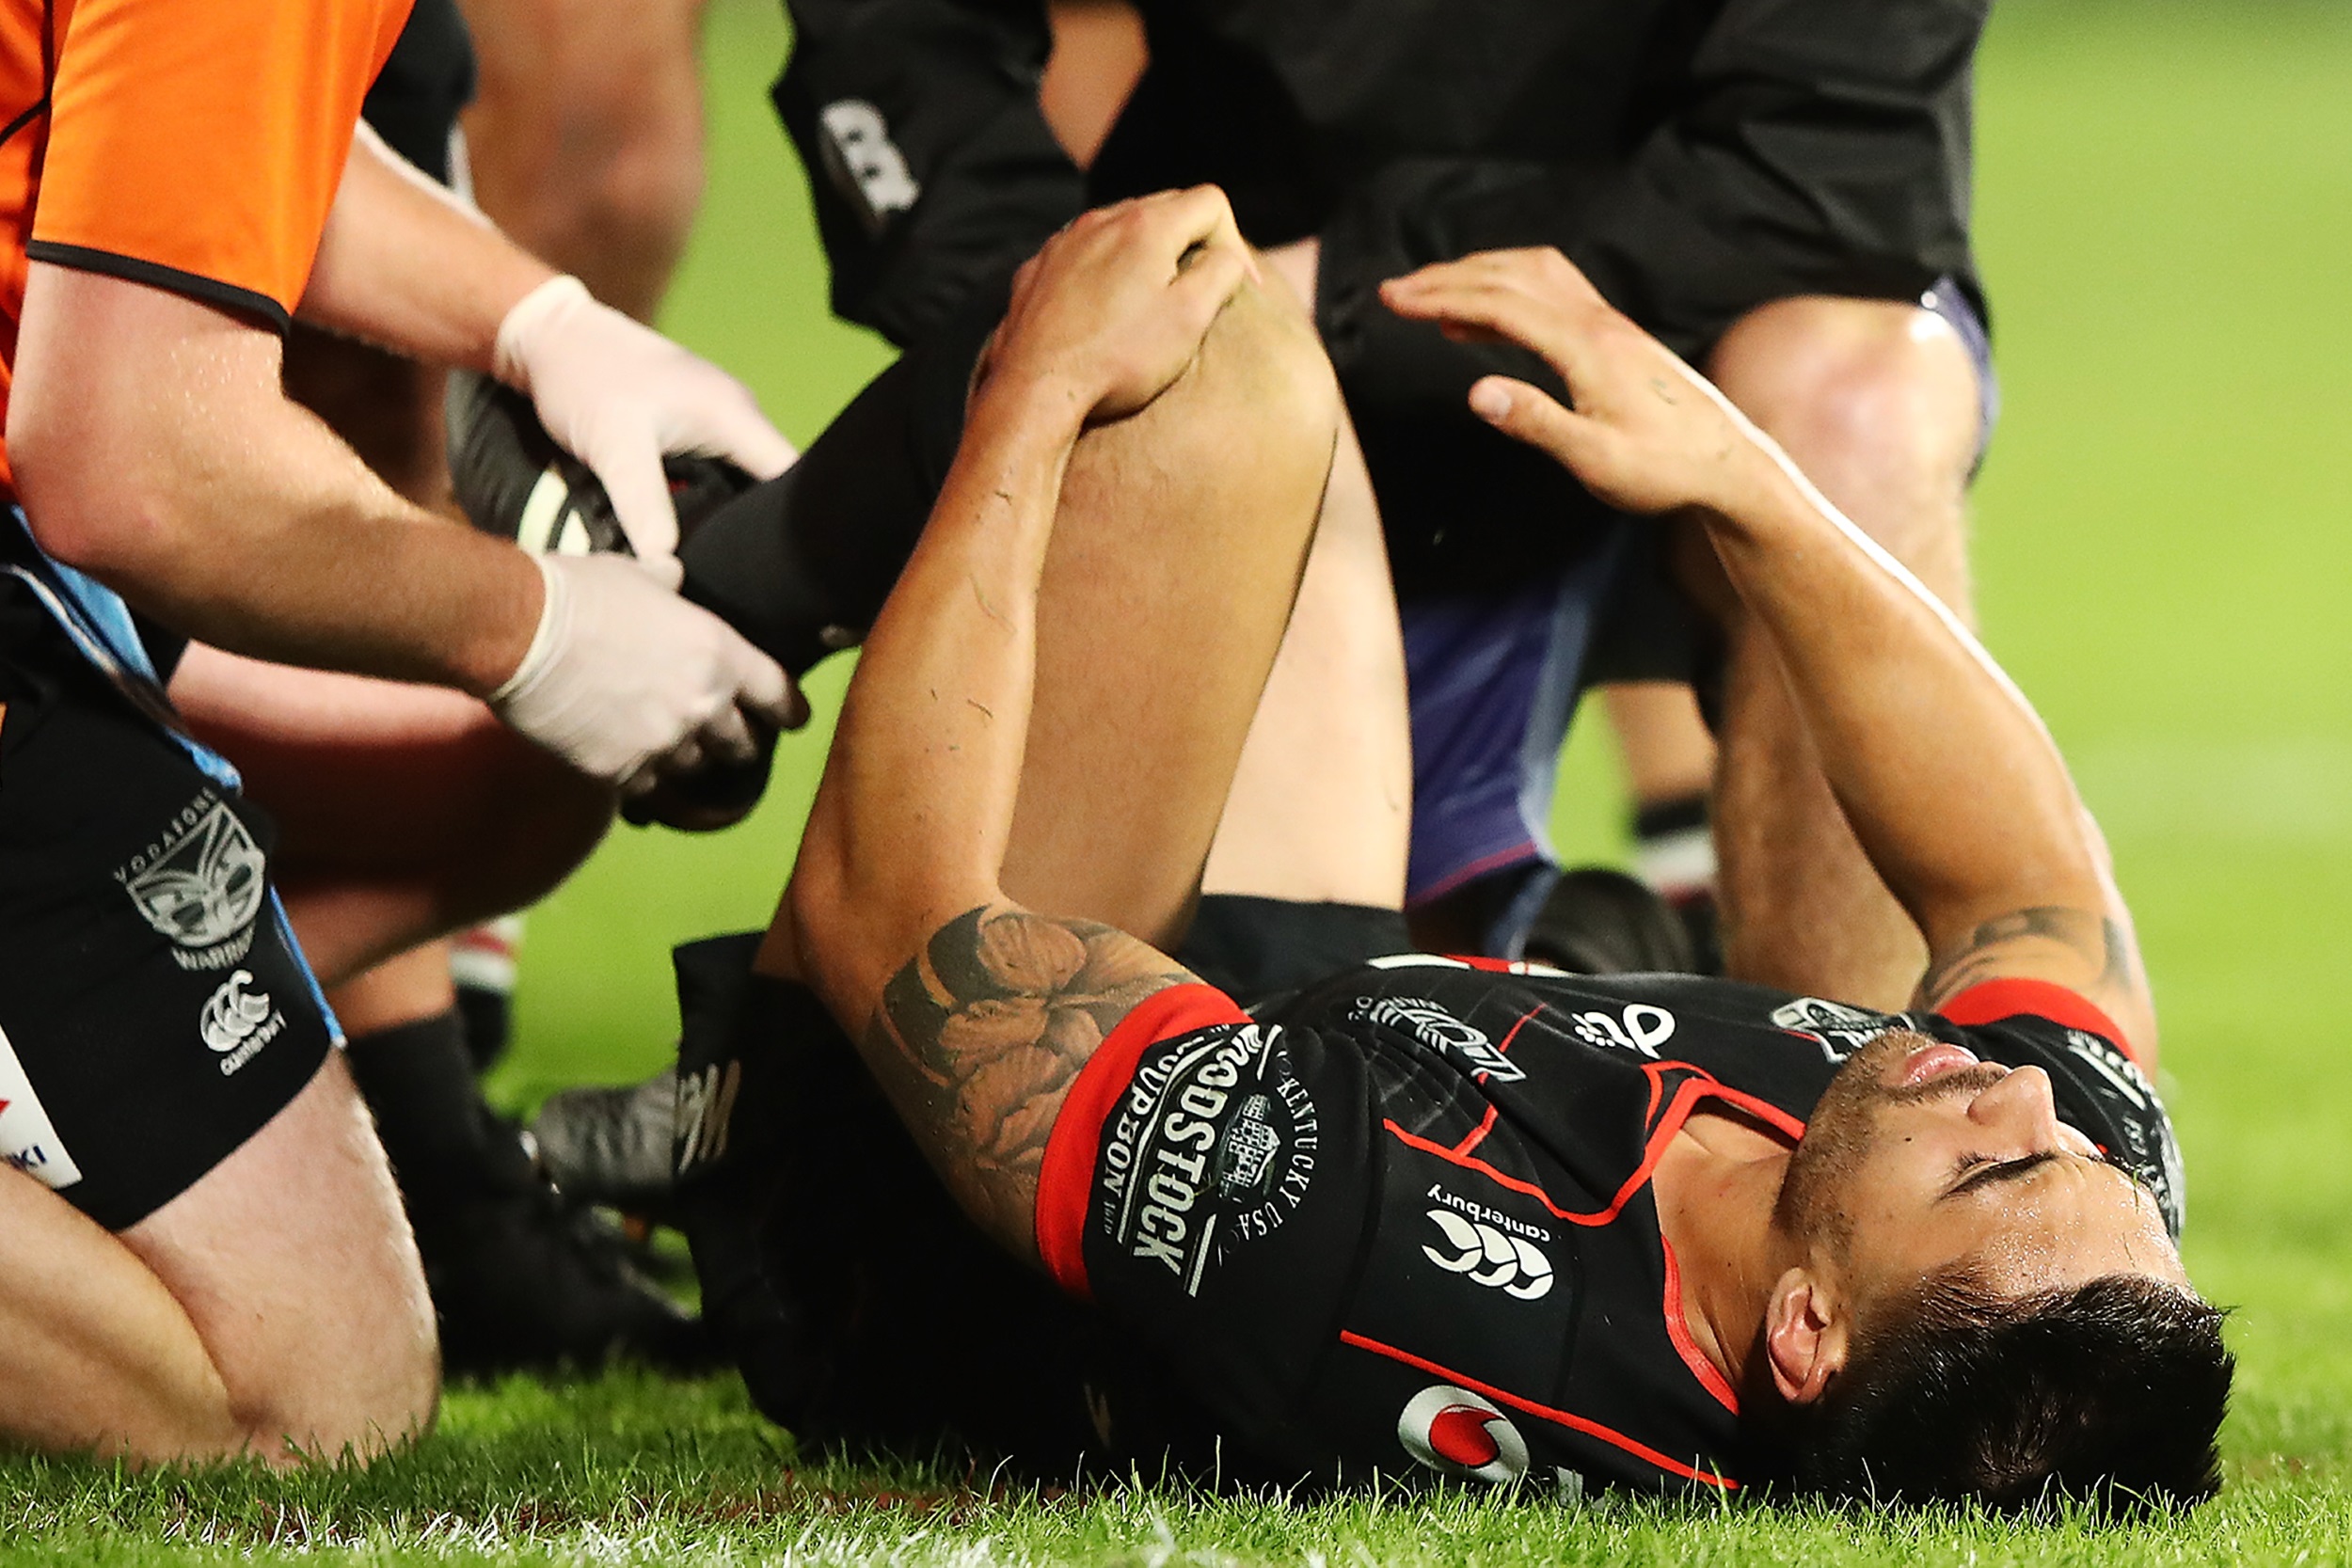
[488,553,807,792]
[493,276,797,582]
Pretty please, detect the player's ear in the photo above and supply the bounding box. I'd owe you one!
[1763,1266,1851,1406]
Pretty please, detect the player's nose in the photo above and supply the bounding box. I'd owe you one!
[1966,1062,2064,1140]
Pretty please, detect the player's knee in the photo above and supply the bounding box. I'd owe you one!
[232,1333,436,1469]
[1174,279,1344,488]
[1708,295,1979,542]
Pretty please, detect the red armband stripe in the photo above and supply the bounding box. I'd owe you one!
[1034,982,1250,1303]
[1937,978,2136,1064]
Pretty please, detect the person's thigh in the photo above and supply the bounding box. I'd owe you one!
[122,1051,437,1463]
[169,645,611,987]
[1200,260,1409,912]
[0,1162,244,1461]
[992,280,1344,946]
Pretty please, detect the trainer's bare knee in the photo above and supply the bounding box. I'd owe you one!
[125,1055,437,1466]
[1706,294,1979,568]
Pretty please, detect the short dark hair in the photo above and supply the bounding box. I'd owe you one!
[1752,1272,2233,1515]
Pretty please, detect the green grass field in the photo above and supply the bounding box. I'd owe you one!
[14,0,2352,1559]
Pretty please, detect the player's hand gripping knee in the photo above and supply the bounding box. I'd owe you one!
[978,185,1261,424]
[489,553,809,795]
[494,277,799,580]
[1380,248,1785,519]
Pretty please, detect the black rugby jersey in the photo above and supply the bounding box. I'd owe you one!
[1037,958,2182,1496]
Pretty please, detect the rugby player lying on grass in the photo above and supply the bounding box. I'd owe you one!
[587,192,2228,1509]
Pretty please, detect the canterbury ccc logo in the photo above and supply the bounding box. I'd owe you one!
[1422,1208,1555,1300]
[1397,1385,1529,1484]
[199,970,273,1053]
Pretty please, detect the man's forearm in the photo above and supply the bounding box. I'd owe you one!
[66,397,540,695]
[1696,459,2103,951]
[298,125,553,371]
[8,267,542,694]
[792,382,1085,1006]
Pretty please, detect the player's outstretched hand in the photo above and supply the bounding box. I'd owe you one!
[493,277,799,582]
[489,553,810,796]
[982,185,1260,427]
[1380,248,1777,520]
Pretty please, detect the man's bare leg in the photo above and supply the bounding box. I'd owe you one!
[0,1048,448,1467]
[0,1167,254,1463]
[765,276,1343,971]
[121,1054,437,1464]
[1199,409,1409,908]
[1200,243,1409,909]
[1704,294,1980,1006]
[458,0,708,324]
[995,279,1343,939]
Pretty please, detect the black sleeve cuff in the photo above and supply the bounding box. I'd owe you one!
[24,242,291,335]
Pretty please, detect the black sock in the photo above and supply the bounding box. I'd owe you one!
[344,1010,532,1222]
[678,360,941,677]
[676,290,994,676]
[450,918,522,1072]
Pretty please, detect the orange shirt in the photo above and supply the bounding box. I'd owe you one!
[0,0,412,496]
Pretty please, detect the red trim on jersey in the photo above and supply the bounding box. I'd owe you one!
[1454,1104,1501,1159]
[1689,1080,1808,1144]
[1936,979,2137,1066]
[1034,982,1251,1303]
[1386,1062,1807,1227]
[1466,1005,1543,1090]
[1385,1075,1712,1227]
[1339,1330,1737,1489]
[1659,1237,1740,1415]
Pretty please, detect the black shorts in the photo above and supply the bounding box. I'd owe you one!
[0,574,333,1230]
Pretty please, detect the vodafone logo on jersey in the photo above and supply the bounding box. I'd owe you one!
[1397,1385,1529,1485]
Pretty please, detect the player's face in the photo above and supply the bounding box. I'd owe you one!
[1779,1031,2185,1307]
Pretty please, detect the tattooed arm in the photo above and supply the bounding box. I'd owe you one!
[860,906,1189,1258]
[1381,250,2155,1061]
[1915,901,2156,1065]
[787,191,1256,1262]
